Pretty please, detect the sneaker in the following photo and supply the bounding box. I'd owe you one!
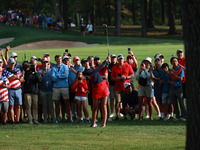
[180,118,186,121]
[107,118,112,122]
[80,119,84,123]
[85,119,90,123]
[139,118,143,121]
[158,114,161,118]
[115,117,119,120]
[110,113,115,118]
[53,120,59,124]
[146,115,150,119]
[119,113,124,118]
[100,124,106,128]
[29,121,33,124]
[90,123,97,127]
[163,117,169,121]
[69,120,74,123]
[2,122,7,125]
[33,121,40,124]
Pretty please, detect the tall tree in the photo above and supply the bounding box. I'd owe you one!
[141,0,147,37]
[182,0,200,149]
[62,0,68,29]
[52,0,64,25]
[168,0,176,34]
[148,0,154,28]
[160,0,167,25]
[115,0,121,36]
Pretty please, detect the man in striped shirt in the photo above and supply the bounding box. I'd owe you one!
[2,58,24,124]
[0,67,10,125]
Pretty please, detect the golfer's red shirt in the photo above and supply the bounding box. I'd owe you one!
[111,63,134,91]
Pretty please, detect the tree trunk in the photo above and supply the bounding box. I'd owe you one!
[148,0,154,28]
[115,0,121,36]
[107,0,111,26]
[182,0,200,149]
[33,0,38,14]
[160,0,167,25]
[62,0,68,29]
[141,0,147,37]
[168,0,176,34]
[52,0,64,24]
[131,0,136,25]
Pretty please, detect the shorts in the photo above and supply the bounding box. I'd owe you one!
[109,85,115,99]
[152,88,155,97]
[74,96,87,101]
[0,101,9,113]
[162,93,171,104]
[52,88,69,100]
[138,85,152,98]
[114,91,124,103]
[8,89,22,105]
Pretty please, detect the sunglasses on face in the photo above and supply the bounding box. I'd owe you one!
[127,58,132,60]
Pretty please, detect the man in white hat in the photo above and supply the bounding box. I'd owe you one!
[2,57,24,124]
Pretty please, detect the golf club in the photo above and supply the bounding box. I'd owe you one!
[103,24,110,56]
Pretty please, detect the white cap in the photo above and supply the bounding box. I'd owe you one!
[0,59,2,62]
[30,56,37,60]
[124,81,131,89]
[117,54,124,60]
[144,57,152,64]
[10,52,17,57]
[110,54,116,58]
[62,56,69,60]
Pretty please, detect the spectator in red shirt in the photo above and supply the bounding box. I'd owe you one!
[111,54,134,120]
[72,71,90,123]
[177,49,186,98]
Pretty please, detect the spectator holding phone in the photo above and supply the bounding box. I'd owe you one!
[72,71,90,123]
[136,57,154,120]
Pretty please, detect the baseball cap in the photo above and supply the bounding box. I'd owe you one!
[9,57,15,64]
[43,53,50,57]
[154,56,160,62]
[81,58,88,64]
[159,54,164,59]
[124,82,131,89]
[94,56,100,61]
[0,59,2,62]
[41,57,48,63]
[10,52,17,57]
[117,54,124,59]
[81,18,84,20]
[127,55,132,59]
[110,54,116,58]
[62,56,69,60]
[144,57,152,64]
[73,56,80,62]
[177,49,183,53]
[30,56,37,60]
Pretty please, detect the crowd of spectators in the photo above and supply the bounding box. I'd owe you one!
[0,45,187,127]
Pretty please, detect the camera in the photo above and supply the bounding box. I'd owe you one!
[78,78,82,80]
[118,73,121,77]
[128,48,131,51]
[65,49,68,53]
[23,62,36,73]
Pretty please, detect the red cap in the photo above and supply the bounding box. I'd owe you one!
[73,56,80,62]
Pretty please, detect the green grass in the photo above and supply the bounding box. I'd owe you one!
[0,25,185,149]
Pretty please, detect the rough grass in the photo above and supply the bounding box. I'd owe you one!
[0,25,185,150]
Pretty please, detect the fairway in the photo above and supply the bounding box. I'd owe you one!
[0,25,186,150]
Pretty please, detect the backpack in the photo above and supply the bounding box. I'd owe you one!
[138,77,147,86]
